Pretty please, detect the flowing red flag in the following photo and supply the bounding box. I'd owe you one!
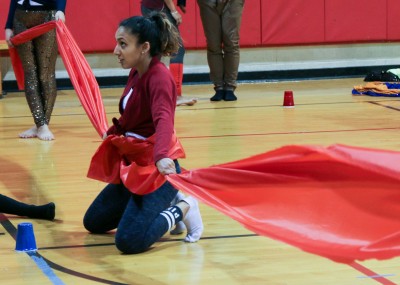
[167,144,400,263]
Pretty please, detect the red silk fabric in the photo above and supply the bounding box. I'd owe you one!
[167,144,400,262]
[87,134,186,195]
[8,47,24,91]
[10,21,108,137]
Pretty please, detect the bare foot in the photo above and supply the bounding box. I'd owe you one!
[176,96,197,106]
[19,126,38,138]
[37,124,55,141]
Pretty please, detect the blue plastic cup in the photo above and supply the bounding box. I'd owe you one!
[15,223,37,252]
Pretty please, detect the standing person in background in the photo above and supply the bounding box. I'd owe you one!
[83,12,203,254]
[197,0,244,101]
[141,0,198,106]
[5,0,67,140]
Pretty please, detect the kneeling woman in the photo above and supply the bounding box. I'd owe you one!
[83,12,203,254]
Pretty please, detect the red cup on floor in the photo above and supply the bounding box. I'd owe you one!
[283,90,295,108]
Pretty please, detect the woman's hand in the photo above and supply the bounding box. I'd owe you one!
[55,11,66,22]
[156,158,176,175]
[171,10,182,25]
[5,29,14,47]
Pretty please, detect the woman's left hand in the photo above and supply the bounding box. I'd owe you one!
[55,11,66,22]
[5,29,14,47]
[156,158,176,175]
[171,11,182,25]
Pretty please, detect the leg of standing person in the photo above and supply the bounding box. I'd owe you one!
[33,12,58,140]
[0,194,55,220]
[13,10,57,140]
[221,0,244,101]
[164,8,197,106]
[141,6,197,106]
[14,10,42,139]
[171,43,197,106]
[165,9,196,106]
[197,0,225,101]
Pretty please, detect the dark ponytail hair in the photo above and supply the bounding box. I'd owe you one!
[119,12,180,57]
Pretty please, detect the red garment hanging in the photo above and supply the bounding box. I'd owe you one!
[9,21,108,137]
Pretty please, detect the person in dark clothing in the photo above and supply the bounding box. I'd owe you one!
[197,0,244,101]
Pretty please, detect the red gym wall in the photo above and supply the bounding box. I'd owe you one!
[1,0,400,52]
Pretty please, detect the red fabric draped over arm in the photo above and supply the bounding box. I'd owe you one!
[10,21,108,138]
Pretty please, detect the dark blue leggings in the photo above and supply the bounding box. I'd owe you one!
[83,162,181,254]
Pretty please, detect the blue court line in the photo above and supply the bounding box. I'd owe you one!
[350,262,398,285]
[357,274,396,279]
[27,251,65,285]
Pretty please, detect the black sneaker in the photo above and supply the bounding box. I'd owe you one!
[210,90,224,101]
[224,90,237,101]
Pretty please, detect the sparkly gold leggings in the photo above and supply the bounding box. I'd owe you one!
[13,9,58,128]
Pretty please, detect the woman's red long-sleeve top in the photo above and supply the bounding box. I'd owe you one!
[106,57,177,163]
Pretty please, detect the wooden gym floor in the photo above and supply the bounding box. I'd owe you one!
[0,78,400,285]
